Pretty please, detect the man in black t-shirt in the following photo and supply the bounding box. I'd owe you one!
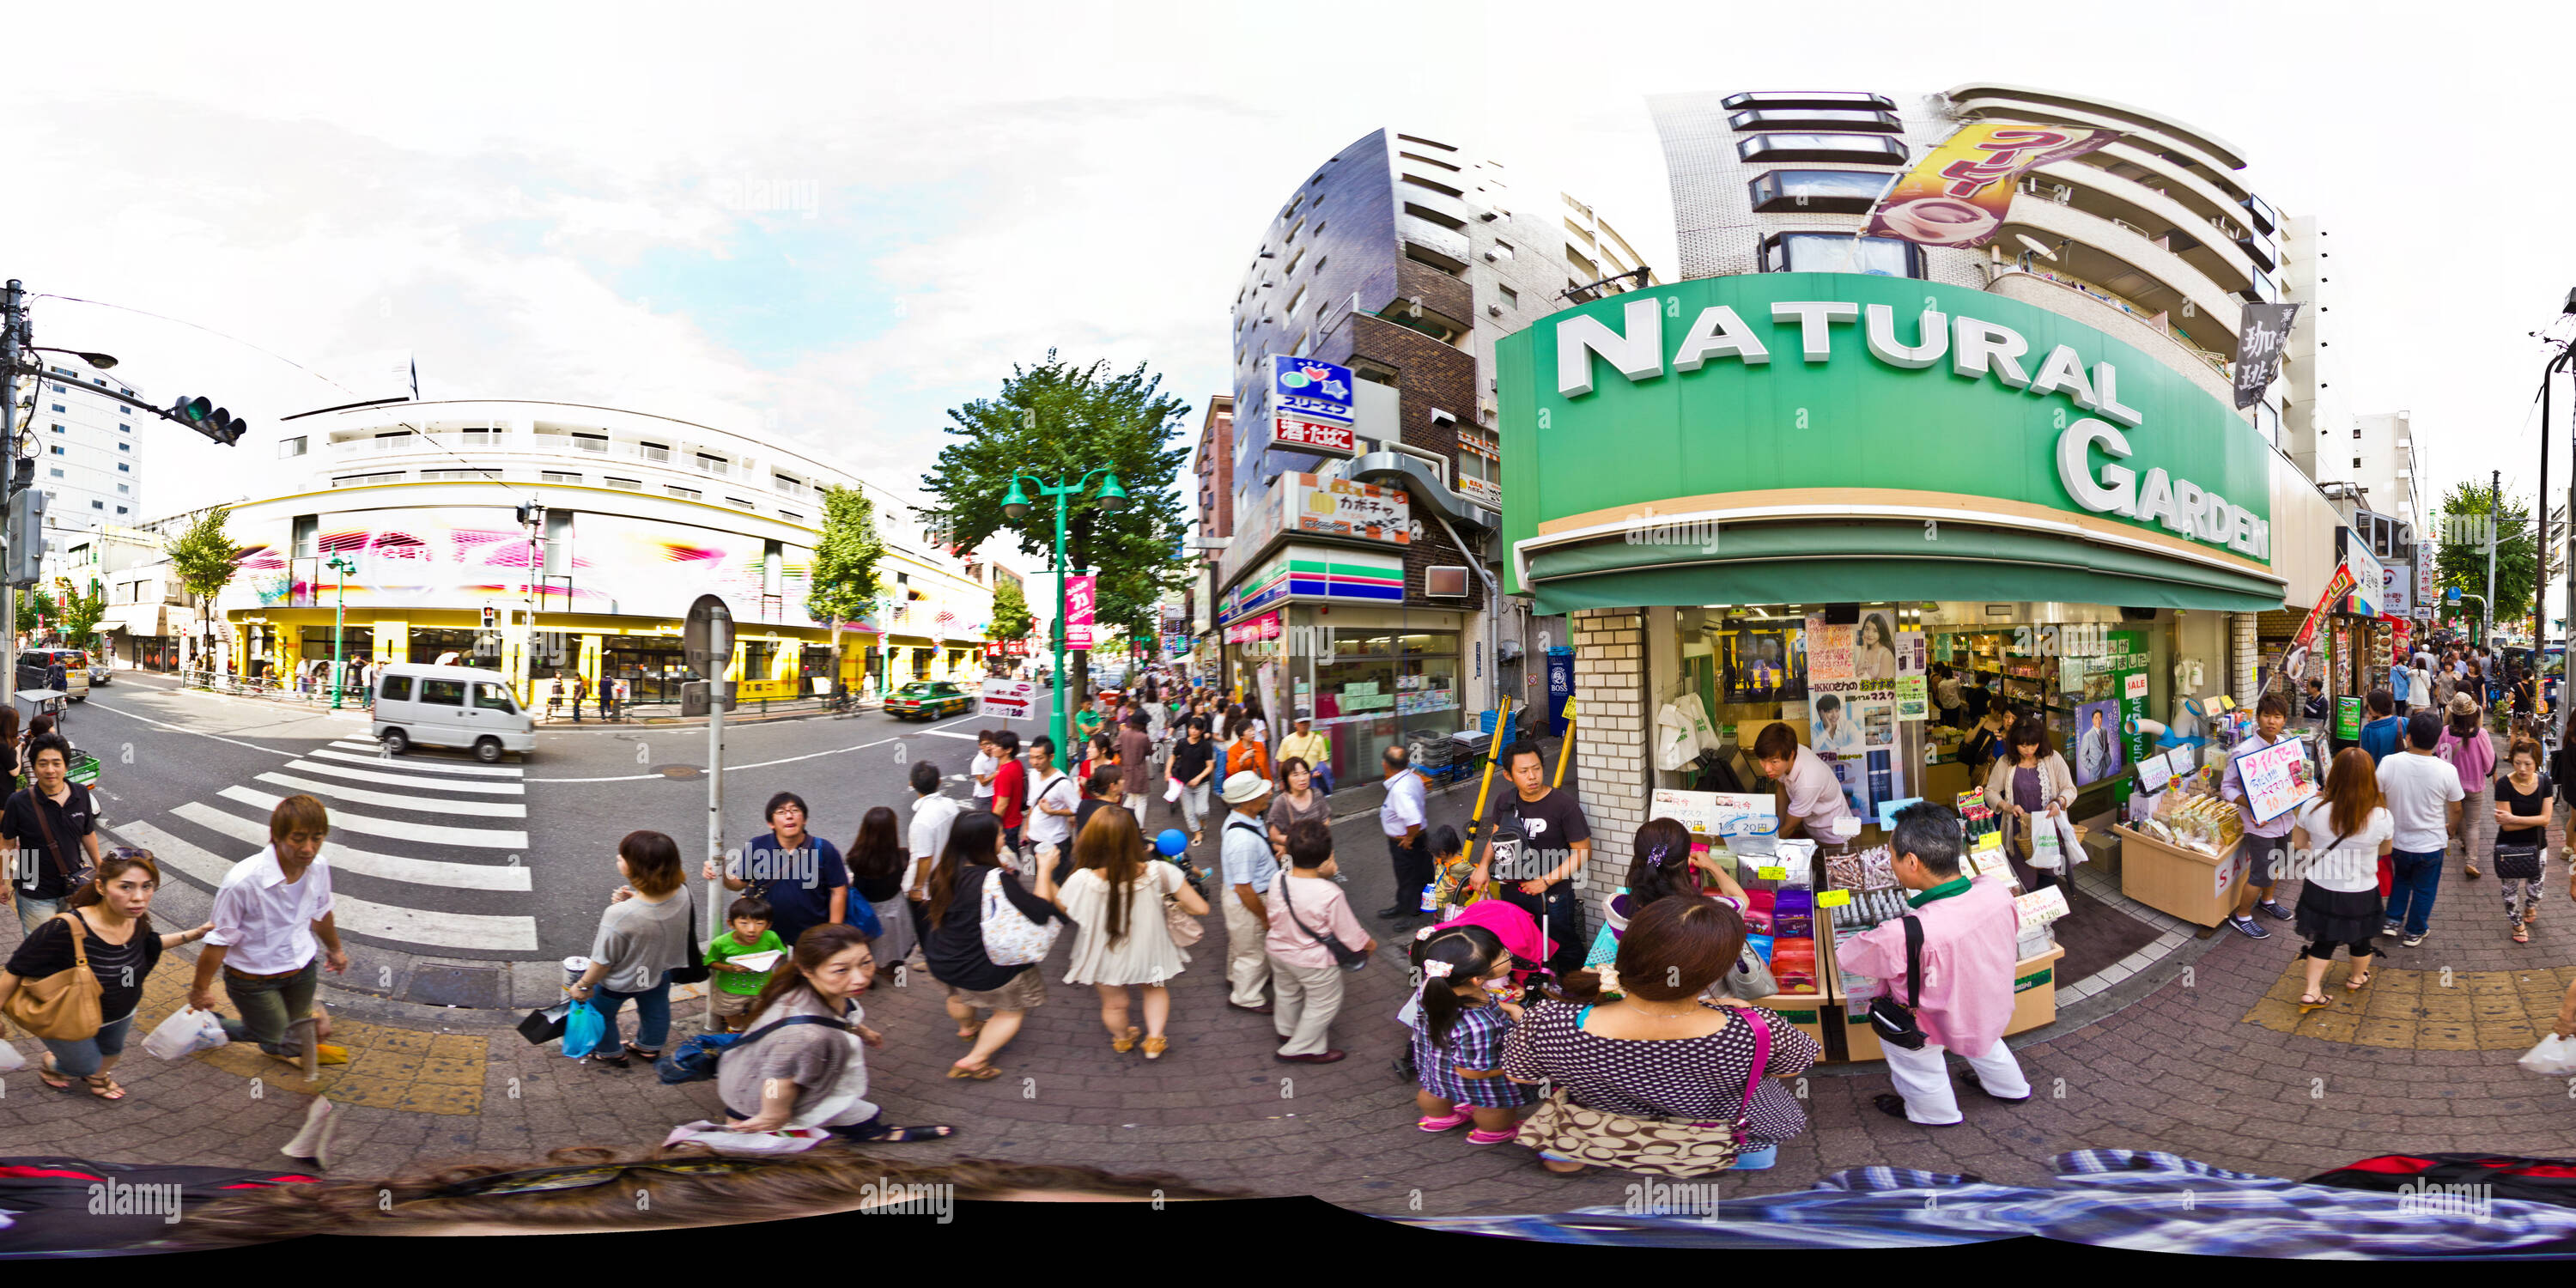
[1169,721,1219,846]
[5,737,105,934]
[1471,738,1590,976]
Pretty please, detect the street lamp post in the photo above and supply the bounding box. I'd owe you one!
[1000,465,1127,751]
[326,553,356,708]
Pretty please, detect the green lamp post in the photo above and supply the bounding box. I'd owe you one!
[326,552,357,709]
[1000,466,1127,751]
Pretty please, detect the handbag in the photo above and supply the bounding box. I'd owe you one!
[517,999,573,1045]
[1513,1008,1772,1178]
[0,912,105,1041]
[1865,915,1929,1051]
[22,784,94,892]
[1161,863,1206,947]
[1279,872,1369,970]
[978,866,1060,966]
[2495,841,2544,881]
[656,1013,844,1084]
[669,894,711,986]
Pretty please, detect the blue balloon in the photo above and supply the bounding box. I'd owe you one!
[1156,828,1188,857]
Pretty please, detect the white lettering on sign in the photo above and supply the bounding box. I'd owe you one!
[1554,296,2257,558]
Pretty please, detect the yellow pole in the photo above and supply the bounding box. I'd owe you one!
[1462,697,1516,905]
[1552,697,1579,789]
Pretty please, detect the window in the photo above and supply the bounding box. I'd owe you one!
[1498,284,1518,307]
[727,497,756,510]
[50,384,64,393]
[49,446,63,456]
[542,471,582,483]
[51,423,64,434]
[380,675,413,702]
[1747,169,1893,213]
[90,501,102,510]
[1403,242,1467,277]
[1728,108,1903,132]
[605,477,641,490]
[118,423,131,432]
[420,679,465,707]
[334,472,402,487]
[1489,239,1515,261]
[293,515,319,558]
[1403,202,1467,232]
[2354,458,2363,469]
[115,507,126,515]
[2353,427,2363,439]
[1762,232,1923,278]
[46,468,61,479]
[665,485,702,501]
[638,440,671,463]
[1285,285,1306,317]
[278,435,307,459]
[473,682,519,713]
[1735,133,1907,164]
[1399,149,1461,172]
[422,469,501,482]
[115,484,127,495]
[117,463,128,472]
[1402,173,1465,199]
[1722,90,1896,110]
[117,442,129,453]
[780,511,803,524]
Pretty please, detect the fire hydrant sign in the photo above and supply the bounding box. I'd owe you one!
[2233,733,2318,826]
[978,678,1038,720]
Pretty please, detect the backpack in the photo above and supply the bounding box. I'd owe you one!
[654,1012,846,1084]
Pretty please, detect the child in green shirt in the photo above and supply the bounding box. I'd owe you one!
[706,895,786,1032]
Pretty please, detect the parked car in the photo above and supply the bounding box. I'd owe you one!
[370,662,535,762]
[884,679,973,720]
[15,648,91,702]
[87,656,111,686]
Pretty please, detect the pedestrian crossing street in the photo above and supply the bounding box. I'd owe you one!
[112,738,542,954]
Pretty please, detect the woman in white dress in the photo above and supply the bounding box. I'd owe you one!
[1054,806,1209,1060]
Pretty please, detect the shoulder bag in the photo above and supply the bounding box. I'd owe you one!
[1160,865,1205,947]
[21,786,94,892]
[978,866,1061,966]
[1279,873,1369,970]
[655,1012,844,1085]
[2,912,105,1041]
[669,893,711,986]
[1865,914,1930,1050]
[1513,1005,1774,1178]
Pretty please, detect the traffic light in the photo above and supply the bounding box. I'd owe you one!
[480,605,497,629]
[5,487,46,588]
[172,394,247,447]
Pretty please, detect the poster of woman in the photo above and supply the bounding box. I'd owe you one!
[2074,699,2124,787]
[1854,612,1899,679]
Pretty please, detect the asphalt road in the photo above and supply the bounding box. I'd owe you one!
[76,671,1066,963]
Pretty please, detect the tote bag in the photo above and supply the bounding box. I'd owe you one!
[1,913,104,1041]
[978,867,1061,966]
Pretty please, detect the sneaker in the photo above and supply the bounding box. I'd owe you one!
[2382,920,2403,938]
[2402,931,2427,948]
[2227,914,2270,940]
[2257,900,2293,921]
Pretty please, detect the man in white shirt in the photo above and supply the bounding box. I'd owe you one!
[1218,770,1279,1012]
[1022,735,1080,865]
[1377,744,1431,926]
[905,758,963,962]
[187,794,350,1067]
[1753,722,1854,851]
[969,732,999,812]
[2377,711,2464,948]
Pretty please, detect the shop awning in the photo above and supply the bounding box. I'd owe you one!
[1525,521,2285,616]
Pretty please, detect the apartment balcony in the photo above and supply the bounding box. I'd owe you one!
[1984,269,2236,407]
[1996,197,2242,352]
[2027,161,2259,295]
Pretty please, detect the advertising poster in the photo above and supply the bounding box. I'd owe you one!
[1287,474,1411,545]
[1863,121,2123,248]
[1892,628,1928,717]
[1727,629,1797,702]
[1853,611,1901,679]
[2233,733,2319,825]
[1808,623,1855,682]
[1064,574,1097,651]
[1648,788,1778,837]
[1810,677,1897,756]
[2072,698,2125,787]
[977,678,1038,721]
[2108,628,2151,770]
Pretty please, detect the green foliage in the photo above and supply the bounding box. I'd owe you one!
[990,576,1033,641]
[2434,482,2564,633]
[806,485,886,629]
[15,588,52,635]
[60,579,106,642]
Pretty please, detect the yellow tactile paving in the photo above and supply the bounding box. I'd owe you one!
[129,953,487,1115]
[2245,961,2573,1051]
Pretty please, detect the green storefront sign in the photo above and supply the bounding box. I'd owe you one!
[2335,695,2363,741]
[1498,273,2281,613]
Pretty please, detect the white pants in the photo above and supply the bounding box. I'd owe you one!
[1222,896,1273,1007]
[1881,1035,2029,1125]
[1271,957,1344,1055]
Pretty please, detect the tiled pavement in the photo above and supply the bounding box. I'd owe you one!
[12,755,2576,1216]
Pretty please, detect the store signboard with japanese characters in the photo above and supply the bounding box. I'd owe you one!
[1285,473,1413,545]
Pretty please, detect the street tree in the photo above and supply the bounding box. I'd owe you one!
[2433,481,2565,640]
[61,578,106,647]
[168,505,241,680]
[919,350,1191,702]
[990,576,1033,644]
[15,587,54,637]
[805,484,886,698]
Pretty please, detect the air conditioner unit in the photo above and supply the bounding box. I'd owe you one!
[1479,210,1500,222]
[1486,304,1504,318]
[1483,249,1499,261]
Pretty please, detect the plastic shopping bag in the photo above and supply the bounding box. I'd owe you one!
[0,1039,26,1072]
[2519,1034,2576,1077]
[661,1119,831,1156]
[1164,775,1183,804]
[142,1005,231,1060]
[562,999,607,1059]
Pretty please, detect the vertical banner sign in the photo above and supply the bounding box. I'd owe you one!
[1064,574,1097,651]
[1863,122,2123,248]
[2262,562,2356,698]
[2233,302,2302,410]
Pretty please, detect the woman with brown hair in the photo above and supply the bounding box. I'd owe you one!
[1501,895,1820,1176]
[846,805,912,971]
[0,850,210,1099]
[2287,746,2394,1009]
[1054,807,1207,1057]
[716,921,951,1143]
[567,831,695,1068]
[1981,714,2077,893]
[923,810,1064,1078]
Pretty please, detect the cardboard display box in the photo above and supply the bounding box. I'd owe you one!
[2112,823,2245,927]
[1838,945,2063,1063]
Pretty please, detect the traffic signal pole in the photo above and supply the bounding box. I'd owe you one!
[2,280,21,714]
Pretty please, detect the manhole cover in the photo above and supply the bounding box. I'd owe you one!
[655,764,703,780]
[406,963,505,1008]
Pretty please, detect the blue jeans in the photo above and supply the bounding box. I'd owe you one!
[13,890,64,937]
[41,1011,135,1078]
[591,972,673,1054]
[2387,848,2445,938]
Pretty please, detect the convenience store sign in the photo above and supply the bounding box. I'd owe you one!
[1500,274,2274,565]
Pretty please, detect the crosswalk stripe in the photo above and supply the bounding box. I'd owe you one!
[173,802,532,891]
[253,771,528,818]
[113,819,537,950]
[284,758,526,795]
[309,748,524,778]
[219,785,527,848]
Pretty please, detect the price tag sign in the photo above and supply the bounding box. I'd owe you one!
[1975,831,2002,851]
[1817,889,1852,908]
[1757,866,1788,881]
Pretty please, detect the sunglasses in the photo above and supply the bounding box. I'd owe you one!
[413,1157,778,1200]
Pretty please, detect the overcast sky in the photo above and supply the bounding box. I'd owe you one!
[9,0,2573,560]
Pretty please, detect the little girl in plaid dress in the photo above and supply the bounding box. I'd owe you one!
[1406,923,1539,1145]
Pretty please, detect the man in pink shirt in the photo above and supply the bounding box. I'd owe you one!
[1839,801,2031,1125]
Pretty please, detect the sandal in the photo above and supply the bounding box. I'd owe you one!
[2346,969,2373,991]
[2465,863,2482,879]
[35,1055,73,1091]
[2515,926,2531,944]
[2296,993,2331,1012]
[623,1042,661,1060]
[1466,1127,1517,1145]
[945,1060,1002,1080]
[1141,1035,1167,1060]
[1419,1109,1472,1132]
[956,1023,984,1042]
[83,1074,126,1101]
[1111,1025,1141,1054]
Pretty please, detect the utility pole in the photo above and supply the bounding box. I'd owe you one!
[1,279,20,714]
[2489,468,2502,646]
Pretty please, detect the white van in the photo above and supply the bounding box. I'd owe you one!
[371,663,536,762]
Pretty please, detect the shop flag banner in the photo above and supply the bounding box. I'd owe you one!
[2262,562,2356,697]
[1272,355,1356,425]
[2233,733,2319,826]
[1648,787,1777,838]
[1862,122,2123,248]
[2416,540,2437,605]
[1064,574,1096,651]
[2232,301,2301,410]
[977,678,1038,720]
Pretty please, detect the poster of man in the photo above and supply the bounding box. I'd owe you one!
[2074,698,2125,786]
[1811,690,1866,756]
